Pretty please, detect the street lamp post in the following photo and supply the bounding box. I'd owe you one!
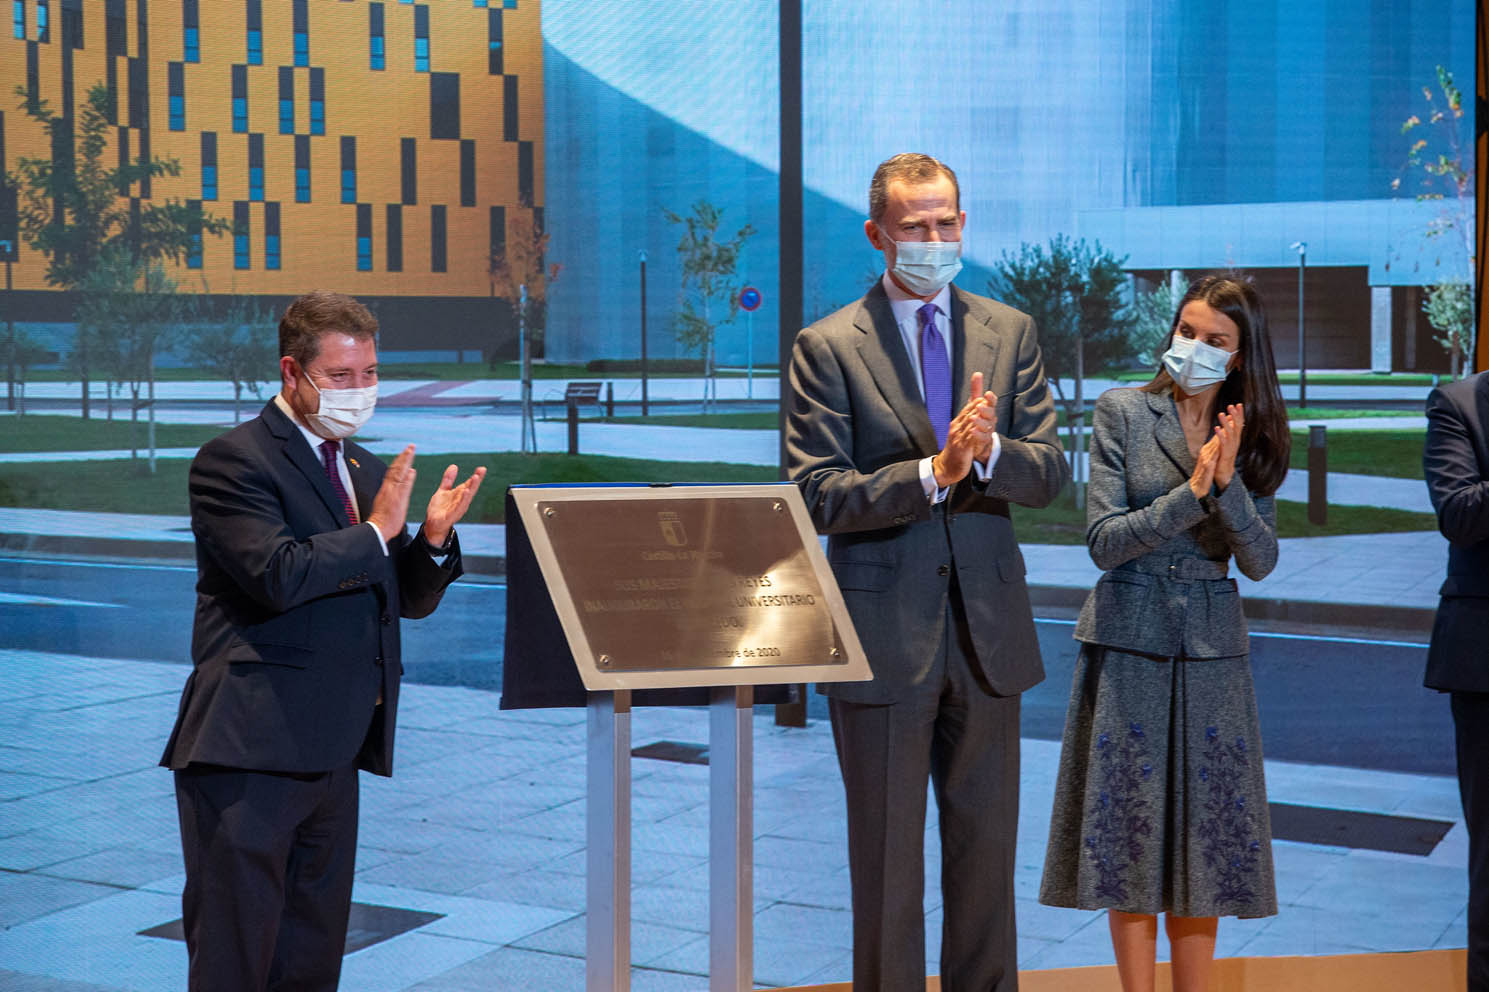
[1290,241,1307,409]
[639,250,648,417]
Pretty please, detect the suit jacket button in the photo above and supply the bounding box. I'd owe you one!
[937,564,949,576]
[374,655,384,666]
[381,613,392,625]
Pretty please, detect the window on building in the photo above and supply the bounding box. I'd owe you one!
[356,203,372,271]
[248,133,264,201]
[503,75,518,141]
[200,131,218,200]
[182,0,197,60]
[234,201,250,269]
[309,69,324,135]
[168,62,185,130]
[413,6,429,72]
[35,0,48,43]
[231,64,248,132]
[264,202,281,270]
[489,205,506,272]
[369,3,384,70]
[59,0,79,49]
[246,0,262,64]
[430,204,446,272]
[386,204,402,272]
[13,0,24,40]
[400,138,416,205]
[430,72,459,140]
[292,0,307,66]
[294,135,310,203]
[487,9,502,74]
[278,67,294,135]
[459,139,475,206]
[186,200,203,269]
[340,136,356,204]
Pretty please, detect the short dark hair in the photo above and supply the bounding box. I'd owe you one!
[278,291,378,367]
[1141,273,1291,497]
[868,153,960,223]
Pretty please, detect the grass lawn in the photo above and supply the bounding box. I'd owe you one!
[1287,429,1424,479]
[1012,494,1435,545]
[2,448,1433,543]
[0,414,230,453]
[0,452,776,523]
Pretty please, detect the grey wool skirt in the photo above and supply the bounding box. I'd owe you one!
[1039,643,1278,919]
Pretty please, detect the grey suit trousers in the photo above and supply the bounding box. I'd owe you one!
[830,577,1021,992]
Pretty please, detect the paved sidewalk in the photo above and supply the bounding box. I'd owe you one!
[0,648,1466,991]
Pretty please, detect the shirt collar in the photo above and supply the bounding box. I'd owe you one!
[881,270,952,328]
[274,391,335,456]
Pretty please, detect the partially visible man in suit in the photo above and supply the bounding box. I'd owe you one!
[1423,369,1489,992]
[161,290,485,991]
[787,153,1068,991]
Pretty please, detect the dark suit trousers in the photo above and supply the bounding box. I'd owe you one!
[1454,693,1489,992]
[830,583,1022,992]
[174,763,360,992]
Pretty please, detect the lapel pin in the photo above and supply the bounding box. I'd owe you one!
[348,457,360,469]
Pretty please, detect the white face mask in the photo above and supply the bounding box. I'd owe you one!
[301,373,377,439]
[884,232,963,297]
[1162,334,1235,393]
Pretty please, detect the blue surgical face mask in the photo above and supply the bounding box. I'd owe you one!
[882,229,963,297]
[1162,334,1235,393]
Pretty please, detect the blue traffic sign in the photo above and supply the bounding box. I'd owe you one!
[739,286,762,312]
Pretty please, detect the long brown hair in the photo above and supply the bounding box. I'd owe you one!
[1141,273,1290,496]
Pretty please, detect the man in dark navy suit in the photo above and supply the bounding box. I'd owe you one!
[161,291,485,991]
[1423,369,1489,992]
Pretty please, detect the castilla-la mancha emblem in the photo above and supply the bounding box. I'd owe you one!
[657,511,687,547]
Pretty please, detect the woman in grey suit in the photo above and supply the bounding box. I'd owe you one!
[1039,274,1291,992]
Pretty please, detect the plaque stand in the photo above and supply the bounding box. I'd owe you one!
[504,484,872,992]
[585,685,755,992]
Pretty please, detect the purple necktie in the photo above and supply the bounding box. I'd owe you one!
[319,439,358,526]
[919,302,951,448]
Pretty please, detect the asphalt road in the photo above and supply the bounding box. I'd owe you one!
[0,554,1451,776]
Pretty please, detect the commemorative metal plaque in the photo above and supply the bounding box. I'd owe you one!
[510,484,872,691]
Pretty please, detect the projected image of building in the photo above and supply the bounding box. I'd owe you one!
[541,0,1473,373]
[0,0,541,360]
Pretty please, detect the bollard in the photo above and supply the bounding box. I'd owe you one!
[568,400,580,455]
[1307,424,1326,525]
[605,381,614,419]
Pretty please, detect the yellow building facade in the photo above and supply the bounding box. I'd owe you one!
[2,0,542,346]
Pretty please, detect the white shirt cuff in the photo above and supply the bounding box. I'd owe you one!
[919,457,950,505]
[973,433,1003,483]
[366,520,389,556]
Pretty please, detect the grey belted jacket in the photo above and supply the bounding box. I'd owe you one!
[1073,387,1278,659]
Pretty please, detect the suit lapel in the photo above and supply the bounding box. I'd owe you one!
[262,400,353,527]
[1146,389,1195,475]
[854,284,939,455]
[952,287,1000,410]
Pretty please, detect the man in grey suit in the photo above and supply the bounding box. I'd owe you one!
[1423,369,1489,991]
[787,153,1068,991]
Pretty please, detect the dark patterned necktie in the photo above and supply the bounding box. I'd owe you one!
[919,301,951,448]
[319,439,358,526]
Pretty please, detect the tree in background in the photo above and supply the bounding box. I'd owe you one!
[1129,278,1180,370]
[665,200,755,411]
[489,201,561,453]
[184,290,278,425]
[1395,66,1475,375]
[1423,281,1474,379]
[990,235,1132,506]
[9,329,52,416]
[75,248,180,467]
[7,83,225,417]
